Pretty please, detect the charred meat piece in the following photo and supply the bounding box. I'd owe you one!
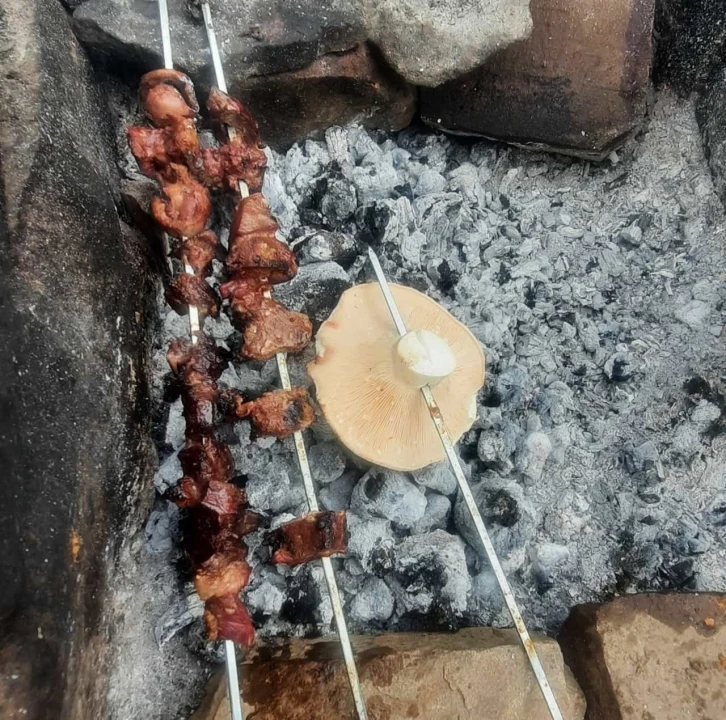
[167,334,225,382]
[151,164,212,238]
[128,126,182,181]
[166,273,220,319]
[201,143,266,194]
[165,475,206,509]
[221,387,314,439]
[182,510,241,566]
[201,480,245,517]
[236,510,263,537]
[271,511,348,566]
[207,87,260,149]
[240,297,312,361]
[172,230,223,275]
[194,545,251,600]
[219,276,312,360]
[204,594,255,647]
[226,194,297,283]
[180,379,220,438]
[178,436,234,485]
[140,69,199,120]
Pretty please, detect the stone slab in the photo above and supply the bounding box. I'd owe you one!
[194,628,586,720]
[420,0,655,160]
[560,593,726,720]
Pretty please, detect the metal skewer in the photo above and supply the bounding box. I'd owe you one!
[367,247,565,720]
[200,5,369,720]
[156,3,241,720]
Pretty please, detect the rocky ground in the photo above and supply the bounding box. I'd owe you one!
[132,90,726,718]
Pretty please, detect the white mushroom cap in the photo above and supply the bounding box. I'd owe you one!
[307,283,486,471]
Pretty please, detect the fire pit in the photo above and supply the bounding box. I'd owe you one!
[3,1,726,719]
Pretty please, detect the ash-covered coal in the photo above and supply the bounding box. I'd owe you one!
[145,90,726,653]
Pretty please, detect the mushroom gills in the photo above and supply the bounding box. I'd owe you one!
[393,330,456,388]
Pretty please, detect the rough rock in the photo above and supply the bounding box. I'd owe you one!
[194,629,586,719]
[698,66,726,206]
[421,0,655,159]
[350,469,427,529]
[654,0,726,91]
[73,0,366,82]
[560,593,726,719]
[0,1,155,718]
[237,43,416,148]
[363,0,532,87]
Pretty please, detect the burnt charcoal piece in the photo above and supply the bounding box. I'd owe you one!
[226,193,297,284]
[271,511,348,566]
[194,545,251,601]
[486,489,520,528]
[221,387,314,439]
[204,594,256,647]
[166,273,220,318]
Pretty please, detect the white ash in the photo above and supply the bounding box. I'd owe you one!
[146,90,726,652]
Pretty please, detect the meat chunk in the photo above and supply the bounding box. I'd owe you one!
[207,87,260,149]
[201,143,266,194]
[166,273,220,319]
[201,480,245,517]
[165,475,206,509]
[127,126,181,181]
[140,69,199,121]
[226,194,297,283]
[221,387,315,438]
[151,164,212,238]
[194,545,251,600]
[167,334,225,382]
[180,379,220,438]
[240,297,312,361]
[178,436,234,485]
[271,511,348,566]
[204,594,255,647]
[173,231,223,275]
[236,510,263,537]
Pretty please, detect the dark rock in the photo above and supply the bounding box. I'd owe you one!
[235,43,416,148]
[73,0,366,81]
[0,1,154,717]
[697,66,726,205]
[420,0,655,160]
[654,0,726,92]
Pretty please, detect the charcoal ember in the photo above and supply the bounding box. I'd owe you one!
[453,476,536,568]
[319,471,359,511]
[350,469,426,529]
[345,512,395,573]
[245,455,305,514]
[515,429,552,483]
[246,574,285,618]
[530,543,572,594]
[320,174,358,227]
[494,364,535,409]
[390,530,470,617]
[307,441,347,485]
[411,493,451,535]
[348,577,394,624]
[296,229,359,267]
[603,352,636,382]
[271,260,352,327]
[410,461,458,495]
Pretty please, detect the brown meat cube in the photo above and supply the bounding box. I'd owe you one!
[150,163,211,239]
[271,511,348,566]
[165,273,220,319]
[204,594,255,647]
[194,546,251,601]
[223,387,314,439]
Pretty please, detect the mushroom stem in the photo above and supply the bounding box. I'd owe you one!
[393,330,456,388]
